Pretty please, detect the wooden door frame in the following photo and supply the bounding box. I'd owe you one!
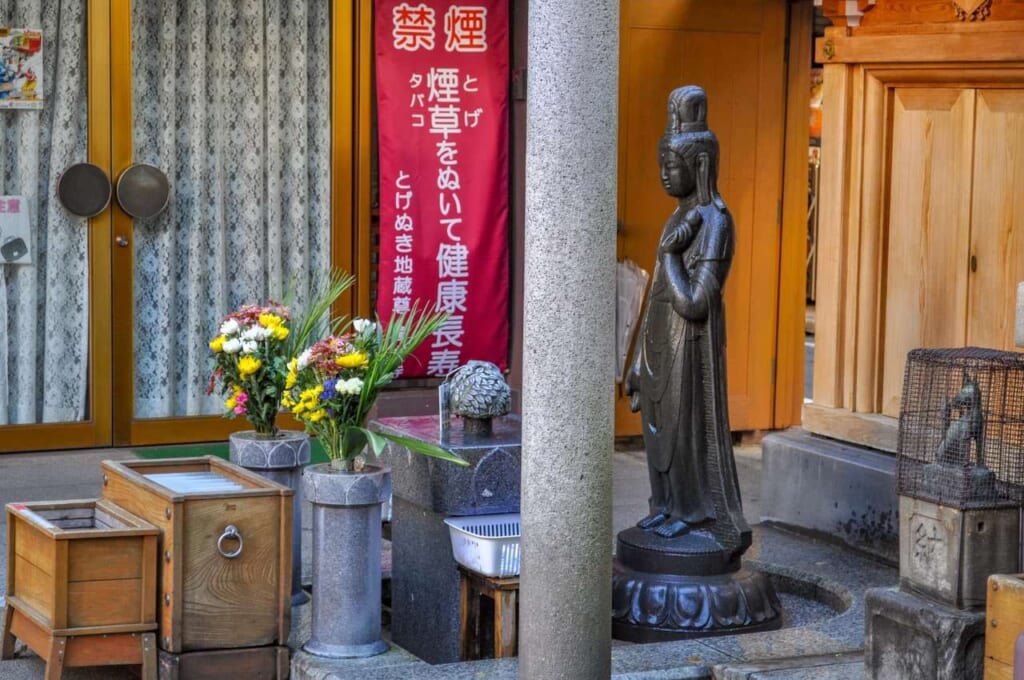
[110,0,362,446]
[774,0,814,428]
[806,60,1024,451]
[0,0,113,453]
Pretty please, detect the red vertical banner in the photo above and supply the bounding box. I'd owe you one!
[375,0,510,377]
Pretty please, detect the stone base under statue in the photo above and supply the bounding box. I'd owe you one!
[611,527,783,642]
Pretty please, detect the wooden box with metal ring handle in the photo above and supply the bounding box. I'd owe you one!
[99,456,292,677]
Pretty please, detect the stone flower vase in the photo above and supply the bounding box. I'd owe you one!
[229,430,311,606]
[302,462,391,658]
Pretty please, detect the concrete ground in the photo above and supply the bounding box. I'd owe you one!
[0,444,763,679]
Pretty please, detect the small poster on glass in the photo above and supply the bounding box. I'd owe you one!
[0,28,42,110]
[0,196,31,264]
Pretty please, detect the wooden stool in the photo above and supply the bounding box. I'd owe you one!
[458,565,519,660]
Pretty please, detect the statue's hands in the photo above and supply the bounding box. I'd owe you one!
[659,209,702,255]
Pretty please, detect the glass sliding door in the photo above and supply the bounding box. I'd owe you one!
[0,0,112,452]
[113,0,333,444]
[0,0,349,451]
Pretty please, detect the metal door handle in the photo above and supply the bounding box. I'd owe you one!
[115,163,170,219]
[115,236,129,248]
[57,163,112,217]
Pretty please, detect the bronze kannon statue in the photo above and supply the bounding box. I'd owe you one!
[625,85,749,555]
[613,86,780,642]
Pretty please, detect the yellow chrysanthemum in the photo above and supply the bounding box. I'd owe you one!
[307,409,326,423]
[209,335,226,352]
[259,313,283,329]
[336,352,369,369]
[225,396,237,409]
[285,368,297,389]
[299,385,324,402]
[272,325,289,341]
[282,393,295,409]
[238,356,262,377]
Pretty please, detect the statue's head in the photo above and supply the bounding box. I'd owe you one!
[658,86,720,205]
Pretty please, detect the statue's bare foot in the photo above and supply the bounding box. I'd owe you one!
[654,518,691,538]
[636,512,669,531]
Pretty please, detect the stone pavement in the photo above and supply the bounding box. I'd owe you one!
[0,443,866,679]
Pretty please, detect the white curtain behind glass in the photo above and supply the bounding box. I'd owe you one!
[131,0,330,419]
[0,0,88,425]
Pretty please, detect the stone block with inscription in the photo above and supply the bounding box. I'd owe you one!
[865,586,985,680]
[899,496,1019,609]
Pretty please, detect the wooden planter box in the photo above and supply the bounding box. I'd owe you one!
[100,456,292,660]
[985,573,1024,680]
[1,499,159,679]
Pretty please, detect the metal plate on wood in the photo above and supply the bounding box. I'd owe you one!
[57,162,111,217]
[116,163,170,219]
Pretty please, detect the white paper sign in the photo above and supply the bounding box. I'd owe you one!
[0,28,43,110]
[0,196,31,264]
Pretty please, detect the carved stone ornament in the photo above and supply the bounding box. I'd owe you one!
[953,0,992,21]
[447,360,511,436]
[612,564,782,641]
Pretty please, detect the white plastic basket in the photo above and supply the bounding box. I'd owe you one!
[443,513,521,578]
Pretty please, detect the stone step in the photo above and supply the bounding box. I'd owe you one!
[717,652,865,680]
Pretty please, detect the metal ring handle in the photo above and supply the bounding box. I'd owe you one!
[217,525,243,559]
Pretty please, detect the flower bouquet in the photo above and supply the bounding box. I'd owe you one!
[207,271,354,437]
[284,305,469,471]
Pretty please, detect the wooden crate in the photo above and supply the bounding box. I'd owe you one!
[101,456,292,654]
[1,499,159,679]
[985,573,1024,680]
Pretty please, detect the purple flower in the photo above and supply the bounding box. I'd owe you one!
[321,378,337,401]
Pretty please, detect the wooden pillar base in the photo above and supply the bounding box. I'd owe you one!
[2,602,157,680]
[157,645,290,680]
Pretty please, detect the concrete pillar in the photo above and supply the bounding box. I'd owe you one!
[520,2,619,678]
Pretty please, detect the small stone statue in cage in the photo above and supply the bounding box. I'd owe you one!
[922,372,995,500]
[935,373,986,468]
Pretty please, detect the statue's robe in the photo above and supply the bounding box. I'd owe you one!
[632,200,751,556]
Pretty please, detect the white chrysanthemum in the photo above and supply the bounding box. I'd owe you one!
[241,340,258,355]
[220,318,240,336]
[222,338,242,354]
[338,377,364,395]
[296,348,313,371]
[353,318,375,334]
[241,325,273,341]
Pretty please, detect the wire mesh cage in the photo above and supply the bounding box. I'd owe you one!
[897,347,1024,509]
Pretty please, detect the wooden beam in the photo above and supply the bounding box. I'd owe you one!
[817,31,1024,63]
[818,0,876,27]
[802,402,898,452]
[812,62,854,408]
